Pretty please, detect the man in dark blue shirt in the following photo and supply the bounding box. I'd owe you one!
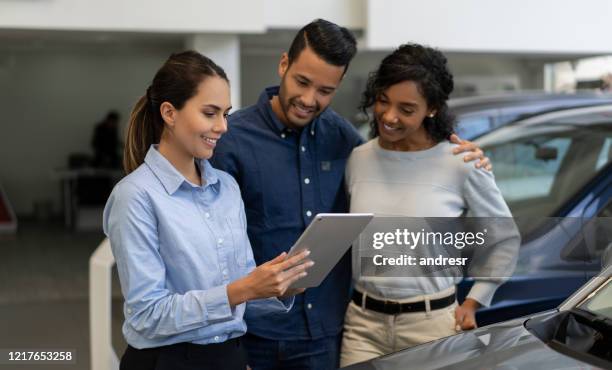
[211,19,489,370]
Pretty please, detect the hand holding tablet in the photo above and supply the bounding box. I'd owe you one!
[287,213,374,289]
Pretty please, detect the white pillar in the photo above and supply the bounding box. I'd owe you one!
[89,239,119,370]
[186,34,241,110]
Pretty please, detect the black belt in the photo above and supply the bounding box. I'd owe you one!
[352,289,456,315]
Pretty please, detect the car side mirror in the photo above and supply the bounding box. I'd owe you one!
[535,146,558,161]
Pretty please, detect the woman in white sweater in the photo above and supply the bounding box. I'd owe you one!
[340,43,520,367]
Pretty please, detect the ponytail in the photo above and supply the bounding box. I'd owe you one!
[123,92,162,174]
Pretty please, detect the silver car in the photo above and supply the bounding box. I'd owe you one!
[342,263,612,369]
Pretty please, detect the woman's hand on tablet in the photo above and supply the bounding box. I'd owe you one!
[227,250,313,306]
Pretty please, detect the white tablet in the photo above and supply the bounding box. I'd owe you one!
[288,213,374,289]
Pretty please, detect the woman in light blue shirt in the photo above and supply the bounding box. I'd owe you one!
[103,51,312,370]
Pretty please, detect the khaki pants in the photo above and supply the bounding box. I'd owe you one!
[340,287,459,368]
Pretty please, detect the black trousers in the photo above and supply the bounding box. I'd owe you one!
[120,338,248,370]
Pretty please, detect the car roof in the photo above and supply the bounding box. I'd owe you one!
[449,92,612,114]
[503,103,612,127]
[476,103,612,146]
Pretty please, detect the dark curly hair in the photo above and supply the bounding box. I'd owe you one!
[361,43,455,142]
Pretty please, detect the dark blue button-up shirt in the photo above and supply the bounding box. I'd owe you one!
[210,86,364,340]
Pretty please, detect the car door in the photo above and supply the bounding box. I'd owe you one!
[459,117,612,326]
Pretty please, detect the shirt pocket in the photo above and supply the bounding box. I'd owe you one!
[318,158,347,208]
[227,216,249,267]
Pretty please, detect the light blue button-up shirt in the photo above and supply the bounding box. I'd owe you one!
[103,145,292,349]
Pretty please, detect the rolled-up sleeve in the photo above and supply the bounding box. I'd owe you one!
[103,181,235,340]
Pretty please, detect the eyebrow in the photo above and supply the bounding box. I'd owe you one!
[202,104,232,112]
[295,74,336,91]
[380,93,419,108]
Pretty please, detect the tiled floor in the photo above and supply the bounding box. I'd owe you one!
[0,220,126,370]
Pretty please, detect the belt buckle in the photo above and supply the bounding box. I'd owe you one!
[384,300,401,314]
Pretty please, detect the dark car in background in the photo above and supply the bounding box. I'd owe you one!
[356,92,612,140]
[344,265,612,370]
[457,104,612,326]
[451,92,612,140]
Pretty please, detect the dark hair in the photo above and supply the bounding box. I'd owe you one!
[287,18,357,73]
[106,110,119,121]
[124,50,228,174]
[361,43,455,142]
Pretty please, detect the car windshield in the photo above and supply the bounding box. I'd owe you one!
[452,96,612,140]
[455,113,496,139]
[478,112,612,223]
[578,277,612,320]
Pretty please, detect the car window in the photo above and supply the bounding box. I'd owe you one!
[599,200,612,217]
[494,112,522,127]
[486,137,572,202]
[578,278,612,320]
[455,114,495,140]
[480,113,612,219]
[580,200,612,265]
[596,137,612,170]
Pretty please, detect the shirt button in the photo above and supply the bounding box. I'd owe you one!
[301,146,306,152]
[205,212,210,219]
[218,238,224,245]
[310,130,315,136]
[307,303,313,309]
[304,178,310,184]
[214,336,220,342]
[127,308,132,314]
[281,133,286,139]
[306,210,312,217]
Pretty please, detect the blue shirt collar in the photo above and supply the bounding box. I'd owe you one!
[144,145,220,195]
[257,86,318,136]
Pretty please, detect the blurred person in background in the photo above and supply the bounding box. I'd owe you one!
[92,110,121,168]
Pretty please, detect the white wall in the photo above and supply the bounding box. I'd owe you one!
[0,0,365,34]
[4,0,611,56]
[0,44,179,215]
[264,0,365,29]
[366,0,612,54]
[0,0,265,33]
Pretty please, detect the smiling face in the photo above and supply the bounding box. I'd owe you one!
[160,75,231,159]
[374,80,437,150]
[272,45,345,129]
